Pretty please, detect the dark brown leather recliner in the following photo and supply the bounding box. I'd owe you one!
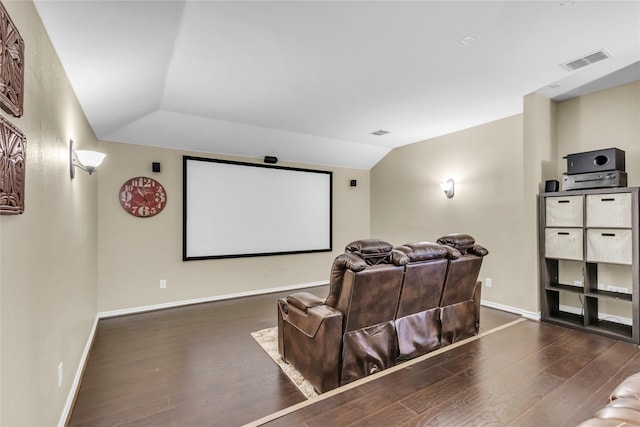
[436,233,489,345]
[277,235,488,394]
[277,239,408,393]
[277,291,343,393]
[577,372,640,426]
[393,242,452,360]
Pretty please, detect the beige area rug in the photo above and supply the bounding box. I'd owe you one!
[251,327,319,399]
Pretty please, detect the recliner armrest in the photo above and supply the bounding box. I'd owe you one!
[286,292,324,312]
[278,298,342,338]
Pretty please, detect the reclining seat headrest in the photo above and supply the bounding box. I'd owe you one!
[326,239,408,308]
[394,242,451,261]
[437,233,489,257]
[345,239,395,265]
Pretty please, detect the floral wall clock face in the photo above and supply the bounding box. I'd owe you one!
[119,177,167,217]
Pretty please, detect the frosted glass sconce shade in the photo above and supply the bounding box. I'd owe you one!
[70,139,106,178]
[440,179,455,198]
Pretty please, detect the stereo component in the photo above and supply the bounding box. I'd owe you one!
[564,148,625,175]
[544,180,559,192]
[562,170,627,191]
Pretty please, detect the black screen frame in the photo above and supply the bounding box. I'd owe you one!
[182,155,333,261]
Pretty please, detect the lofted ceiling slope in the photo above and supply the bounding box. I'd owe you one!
[34,1,640,170]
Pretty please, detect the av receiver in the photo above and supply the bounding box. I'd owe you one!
[562,170,627,191]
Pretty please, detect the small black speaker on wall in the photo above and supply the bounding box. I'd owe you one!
[545,179,559,192]
[152,162,161,173]
[264,156,278,164]
[350,179,357,187]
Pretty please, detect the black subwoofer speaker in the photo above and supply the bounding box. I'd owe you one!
[564,148,625,175]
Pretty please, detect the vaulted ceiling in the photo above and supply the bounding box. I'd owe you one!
[34,1,640,170]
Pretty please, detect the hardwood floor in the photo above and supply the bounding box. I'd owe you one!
[67,287,640,426]
[265,319,640,427]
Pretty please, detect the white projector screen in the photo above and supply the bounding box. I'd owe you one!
[183,156,332,260]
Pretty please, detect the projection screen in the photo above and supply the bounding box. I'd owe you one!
[183,156,332,260]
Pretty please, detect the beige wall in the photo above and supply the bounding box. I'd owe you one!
[371,114,537,312]
[522,93,558,315]
[0,2,100,426]
[371,81,640,316]
[556,81,640,182]
[97,142,370,312]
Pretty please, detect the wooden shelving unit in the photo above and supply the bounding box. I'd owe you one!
[539,187,640,344]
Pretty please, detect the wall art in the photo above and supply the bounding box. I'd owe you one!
[0,2,24,117]
[0,115,26,214]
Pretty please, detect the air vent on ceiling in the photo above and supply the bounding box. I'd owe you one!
[561,49,612,71]
[371,129,390,136]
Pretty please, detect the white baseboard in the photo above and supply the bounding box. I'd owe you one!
[97,281,329,319]
[58,316,99,427]
[481,299,541,321]
[480,299,633,326]
[559,304,632,326]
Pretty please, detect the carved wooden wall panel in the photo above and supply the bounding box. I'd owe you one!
[0,2,24,117]
[0,116,26,214]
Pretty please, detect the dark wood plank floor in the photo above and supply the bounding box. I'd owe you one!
[69,287,329,427]
[265,319,640,427]
[67,287,639,426]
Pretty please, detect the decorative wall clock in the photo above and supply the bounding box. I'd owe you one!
[0,2,25,117]
[0,116,26,214]
[119,177,167,217]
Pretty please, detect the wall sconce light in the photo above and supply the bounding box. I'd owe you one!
[70,139,106,179]
[440,179,455,198]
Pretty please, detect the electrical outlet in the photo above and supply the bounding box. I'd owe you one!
[485,278,492,288]
[160,280,167,289]
[58,363,63,388]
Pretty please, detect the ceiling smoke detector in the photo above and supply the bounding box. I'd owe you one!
[371,129,390,136]
[560,49,613,71]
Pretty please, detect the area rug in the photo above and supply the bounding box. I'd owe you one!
[250,327,318,399]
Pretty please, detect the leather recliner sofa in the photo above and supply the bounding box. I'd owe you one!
[577,372,640,426]
[277,234,488,394]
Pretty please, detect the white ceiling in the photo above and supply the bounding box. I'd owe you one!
[34,1,640,170]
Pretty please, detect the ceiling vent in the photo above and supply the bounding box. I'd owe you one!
[561,49,612,71]
[371,129,390,136]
